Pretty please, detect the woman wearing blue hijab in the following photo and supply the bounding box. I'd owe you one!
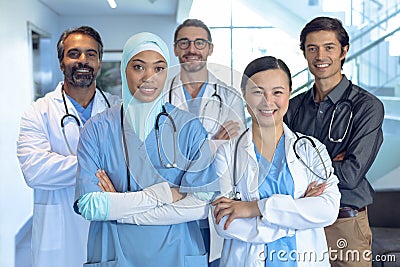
[74,32,218,266]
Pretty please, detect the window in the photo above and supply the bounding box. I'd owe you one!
[189,0,306,89]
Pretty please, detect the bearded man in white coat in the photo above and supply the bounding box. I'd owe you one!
[17,26,120,267]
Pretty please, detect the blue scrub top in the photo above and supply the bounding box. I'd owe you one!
[255,135,298,267]
[67,94,94,125]
[75,103,218,267]
[183,82,207,115]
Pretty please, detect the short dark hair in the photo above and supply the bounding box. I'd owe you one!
[174,19,212,42]
[241,56,292,91]
[300,16,350,67]
[57,26,103,63]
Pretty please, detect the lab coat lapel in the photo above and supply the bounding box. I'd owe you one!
[284,124,296,164]
[199,82,220,135]
[54,83,82,154]
[91,88,109,115]
[236,128,259,199]
[283,123,310,198]
[168,74,189,111]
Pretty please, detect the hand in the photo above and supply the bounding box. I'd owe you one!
[304,181,326,197]
[333,151,346,161]
[170,187,186,202]
[96,169,116,192]
[214,120,241,140]
[212,197,261,230]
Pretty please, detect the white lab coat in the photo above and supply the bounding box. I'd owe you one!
[212,124,341,267]
[166,71,246,138]
[17,82,120,267]
[166,71,248,263]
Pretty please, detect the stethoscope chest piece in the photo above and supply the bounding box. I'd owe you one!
[230,187,241,201]
[234,191,242,201]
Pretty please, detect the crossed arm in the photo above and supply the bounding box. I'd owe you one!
[209,141,340,244]
[79,170,212,225]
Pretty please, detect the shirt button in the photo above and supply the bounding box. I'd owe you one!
[319,110,323,114]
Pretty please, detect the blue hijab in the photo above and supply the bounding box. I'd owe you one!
[121,32,170,141]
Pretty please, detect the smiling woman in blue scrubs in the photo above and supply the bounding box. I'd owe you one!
[74,32,218,267]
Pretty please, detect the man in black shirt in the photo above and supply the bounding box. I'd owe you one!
[285,16,384,267]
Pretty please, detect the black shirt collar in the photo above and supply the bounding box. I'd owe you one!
[311,75,350,104]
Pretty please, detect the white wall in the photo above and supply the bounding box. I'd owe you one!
[0,1,59,266]
[59,15,180,70]
[0,2,180,266]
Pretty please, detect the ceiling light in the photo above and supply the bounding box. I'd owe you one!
[107,0,117,8]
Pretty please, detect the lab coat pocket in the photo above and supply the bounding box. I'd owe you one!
[32,204,63,251]
[184,253,208,266]
[83,260,118,267]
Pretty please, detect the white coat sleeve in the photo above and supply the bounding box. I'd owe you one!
[107,182,173,220]
[117,193,209,225]
[211,143,295,244]
[258,140,341,230]
[211,207,295,244]
[77,182,173,221]
[17,103,77,190]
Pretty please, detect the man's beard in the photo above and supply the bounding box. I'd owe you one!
[180,54,207,73]
[64,63,96,87]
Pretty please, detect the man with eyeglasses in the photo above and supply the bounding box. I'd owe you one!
[168,18,245,141]
[167,18,246,266]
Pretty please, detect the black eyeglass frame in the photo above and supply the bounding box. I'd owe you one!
[175,38,211,50]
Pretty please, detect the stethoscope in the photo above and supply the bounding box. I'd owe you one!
[292,81,354,143]
[120,104,177,191]
[293,133,331,181]
[230,128,331,201]
[169,76,222,134]
[328,83,353,142]
[61,85,110,155]
[231,128,250,200]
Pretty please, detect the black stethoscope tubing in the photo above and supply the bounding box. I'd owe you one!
[120,104,177,191]
[231,128,331,200]
[60,85,111,128]
[155,106,177,168]
[60,85,110,155]
[231,128,250,200]
[328,84,353,142]
[291,81,354,143]
[169,76,222,106]
[293,133,331,181]
[168,77,223,133]
[120,105,131,191]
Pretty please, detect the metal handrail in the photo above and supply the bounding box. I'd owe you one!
[352,4,400,43]
[292,23,400,95]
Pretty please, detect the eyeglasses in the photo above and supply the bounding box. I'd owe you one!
[175,38,211,50]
